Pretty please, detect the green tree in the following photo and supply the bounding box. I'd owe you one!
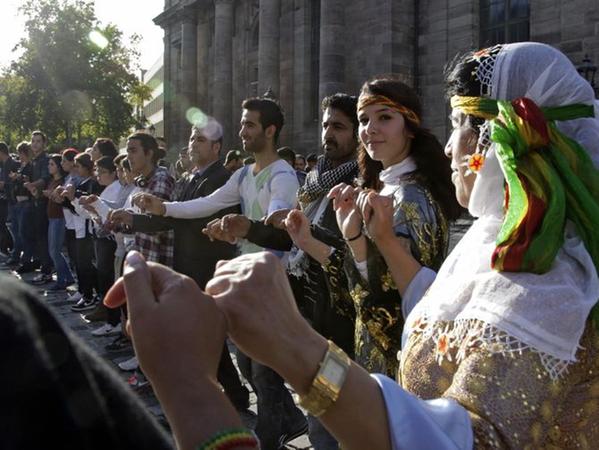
[0,0,141,150]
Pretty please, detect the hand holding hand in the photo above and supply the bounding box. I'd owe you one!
[284,209,313,249]
[202,214,249,244]
[61,184,75,201]
[357,191,395,244]
[108,208,134,227]
[206,252,325,391]
[264,208,292,230]
[132,192,166,216]
[327,183,363,240]
[105,252,227,386]
[78,194,98,206]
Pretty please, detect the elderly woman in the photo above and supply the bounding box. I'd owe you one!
[107,42,599,450]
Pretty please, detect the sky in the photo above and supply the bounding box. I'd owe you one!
[0,0,164,74]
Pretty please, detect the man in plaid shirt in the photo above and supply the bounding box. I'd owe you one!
[125,133,174,267]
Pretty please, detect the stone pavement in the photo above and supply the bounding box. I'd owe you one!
[0,216,472,450]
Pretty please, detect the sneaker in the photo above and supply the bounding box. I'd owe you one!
[31,273,53,285]
[83,303,109,322]
[105,335,132,352]
[91,323,122,337]
[67,291,83,303]
[70,297,97,312]
[118,356,139,372]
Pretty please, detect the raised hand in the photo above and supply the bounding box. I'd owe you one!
[327,183,363,240]
[356,191,395,243]
[284,209,312,249]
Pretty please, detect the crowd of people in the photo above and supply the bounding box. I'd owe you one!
[2,41,599,450]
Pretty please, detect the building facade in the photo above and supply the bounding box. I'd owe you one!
[154,0,599,154]
[143,55,165,139]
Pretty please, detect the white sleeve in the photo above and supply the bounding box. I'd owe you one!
[266,171,299,215]
[72,198,92,220]
[372,374,473,450]
[164,170,241,219]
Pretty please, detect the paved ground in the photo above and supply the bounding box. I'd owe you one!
[1,216,472,449]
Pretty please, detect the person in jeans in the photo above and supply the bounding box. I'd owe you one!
[0,142,22,266]
[44,154,75,291]
[24,130,53,284]
[13,142,36,274]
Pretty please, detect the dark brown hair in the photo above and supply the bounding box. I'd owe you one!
[358,76,462,221]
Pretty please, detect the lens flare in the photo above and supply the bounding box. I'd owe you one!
[89,30,109,49]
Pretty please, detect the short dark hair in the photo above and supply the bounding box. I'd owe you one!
[277,147,295,165]
[225,149,242,165]
[17,142,31,157]
[94,138,118,159]
[113,153,127,166]
[31,130,48,144]
[321,93,359,133]
[241,97,285,143]
[61,148,79,161]
[74,152,94,171]
[295,154,306,162]
[96,155,116,173]
[306,153,318,163]
[0,142,9,155]
[127,132,159,163]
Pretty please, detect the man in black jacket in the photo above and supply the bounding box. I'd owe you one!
[110,122,249,411]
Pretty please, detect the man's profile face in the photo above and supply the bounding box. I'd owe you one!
[126,139,152,175]
[239,109,268,154]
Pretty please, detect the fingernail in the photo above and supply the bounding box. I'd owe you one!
[125,251,144,271]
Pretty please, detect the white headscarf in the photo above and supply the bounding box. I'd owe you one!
[408,42,599,378]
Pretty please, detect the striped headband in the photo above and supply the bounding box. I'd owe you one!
[357,94,421,127]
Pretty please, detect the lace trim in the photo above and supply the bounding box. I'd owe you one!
[409,316,576,381]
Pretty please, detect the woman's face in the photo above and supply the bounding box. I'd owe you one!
[445,109,478,208]
[74,162,89,178]
[95,165,116,186]
[61,157,74,173]
[358,104,412,169]
[48,159,58,176]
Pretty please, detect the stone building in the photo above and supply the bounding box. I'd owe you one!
[154,0,599,155]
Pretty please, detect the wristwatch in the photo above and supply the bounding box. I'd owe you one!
[298,340,351,417]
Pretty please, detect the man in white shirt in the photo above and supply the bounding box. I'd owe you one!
[131,97,306,449]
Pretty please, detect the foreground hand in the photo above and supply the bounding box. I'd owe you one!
[264,208,292,230]
[132,192,166,216]
[104,251,226,385]
[284,209,312,249]
[205,252,325,389]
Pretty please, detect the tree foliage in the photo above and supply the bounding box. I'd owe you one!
[0,0,144,150]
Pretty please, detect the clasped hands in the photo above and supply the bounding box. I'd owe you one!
[104,251,324,397]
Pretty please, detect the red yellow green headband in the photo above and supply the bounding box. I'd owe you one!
[357,94,421,127]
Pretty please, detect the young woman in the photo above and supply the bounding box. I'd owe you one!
[44,154,75,291]
[289,77,461,377]
[64,152,101,312]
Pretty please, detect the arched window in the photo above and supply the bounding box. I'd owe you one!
[480,0,529,46]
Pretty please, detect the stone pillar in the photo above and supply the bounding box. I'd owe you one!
[319,0,345,101]
[213,0,234,148]
[258,0,280,96]
[196,16,210,112]
[179,11,197,143]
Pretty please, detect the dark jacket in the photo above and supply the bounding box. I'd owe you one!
[132,161,239,289]
[1,157,21,203]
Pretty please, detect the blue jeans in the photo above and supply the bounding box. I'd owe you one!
[6,204,21,260]
[48,218,74,286]
[15,201,35,263]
